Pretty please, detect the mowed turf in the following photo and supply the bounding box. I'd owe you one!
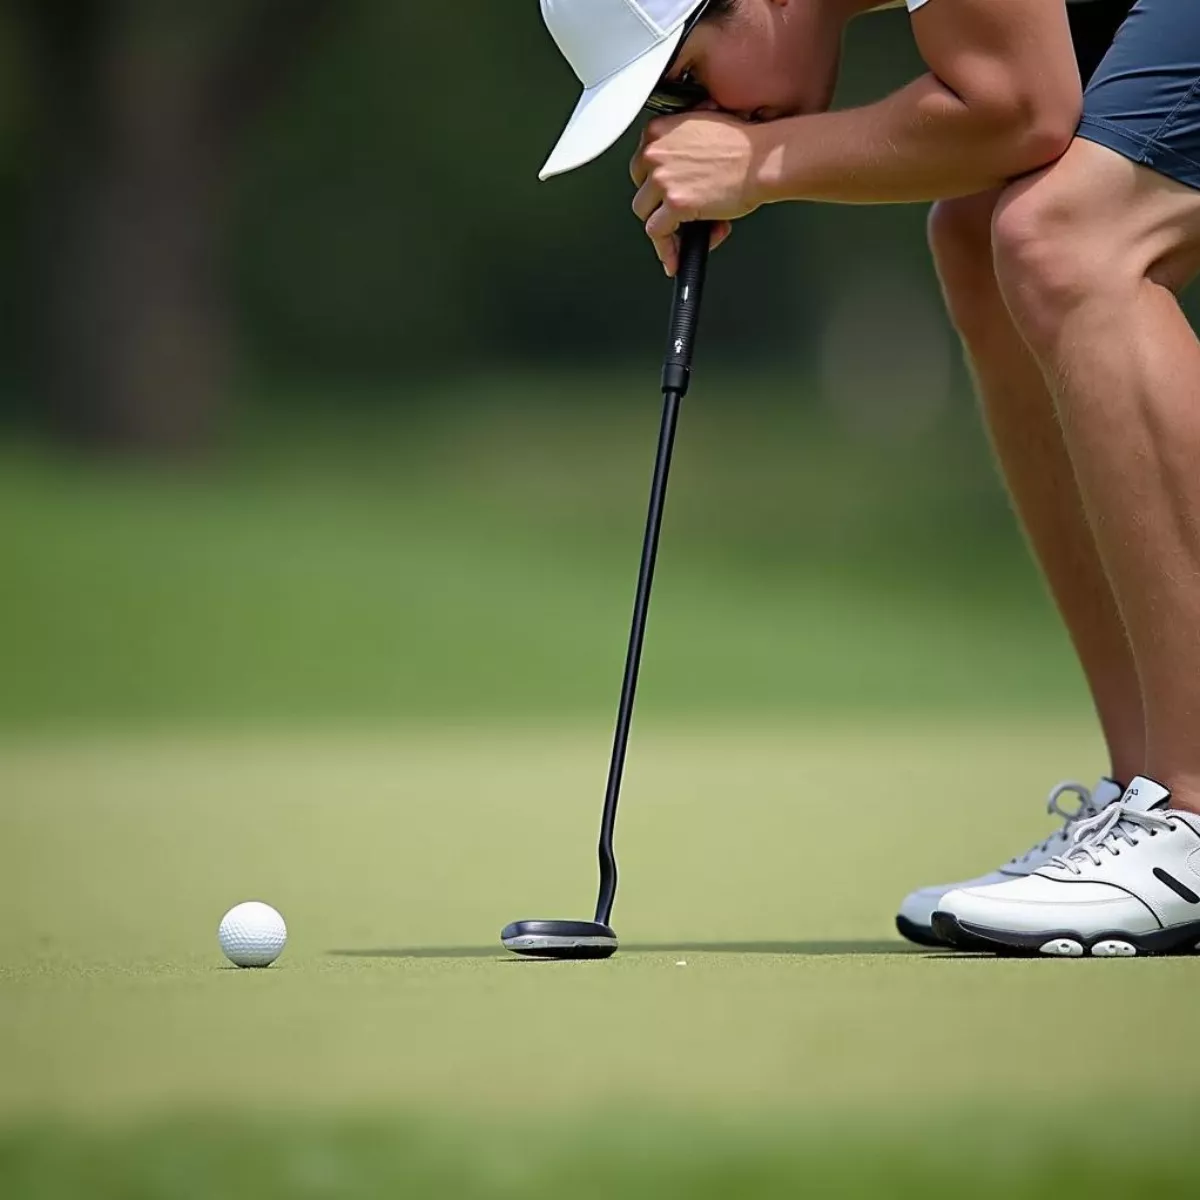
[1,407,1197,1194]
[3,722,1199,1195]
[0,400,1084,729]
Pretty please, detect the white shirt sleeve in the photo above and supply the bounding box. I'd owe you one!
[907,0,931,10]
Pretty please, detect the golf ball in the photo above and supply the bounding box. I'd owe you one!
[218,901,287,968]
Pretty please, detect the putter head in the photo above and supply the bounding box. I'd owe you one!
[501,919,618,960]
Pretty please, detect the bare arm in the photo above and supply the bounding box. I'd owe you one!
[758,0,1083,203]
[633,0,1083,270]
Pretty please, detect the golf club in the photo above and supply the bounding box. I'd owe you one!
[501,221,713,960]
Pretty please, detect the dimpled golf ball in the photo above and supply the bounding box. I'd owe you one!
[218,901,287,968]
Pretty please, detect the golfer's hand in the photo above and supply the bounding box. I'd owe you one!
[631,112,765,276]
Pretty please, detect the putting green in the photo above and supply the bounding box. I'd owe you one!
[2,722,1198,1195]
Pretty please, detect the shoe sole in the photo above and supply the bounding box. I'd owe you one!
[931,912,1200,958]
[894,915,946,949]
[896,914,1011,953]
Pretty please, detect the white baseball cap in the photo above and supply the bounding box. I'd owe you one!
[539,0,709,181]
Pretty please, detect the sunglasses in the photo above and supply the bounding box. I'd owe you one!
[644,1,712,116]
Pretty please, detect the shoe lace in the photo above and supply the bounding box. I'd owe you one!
[1049,801,1175,875]
[1009,781,1100,866]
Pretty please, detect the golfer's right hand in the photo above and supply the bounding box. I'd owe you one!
[631,112,754,275]
[631,124,734,275]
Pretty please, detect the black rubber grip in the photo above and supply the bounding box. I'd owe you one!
[661,221,712,397]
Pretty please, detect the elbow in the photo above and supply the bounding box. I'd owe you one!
[977,87,1082,177]
[1013,108,1080,173]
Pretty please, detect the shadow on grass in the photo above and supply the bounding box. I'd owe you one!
[328,940,920,960]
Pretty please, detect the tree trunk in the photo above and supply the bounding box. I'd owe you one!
[37,111,228,451]
[21,6,223,450]
[20,0,337,452]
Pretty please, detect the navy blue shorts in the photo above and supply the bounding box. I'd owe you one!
[1073,0,1200,191]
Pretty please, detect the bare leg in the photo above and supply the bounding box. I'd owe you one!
[995,138,1200,813]
[929,190,1143,782]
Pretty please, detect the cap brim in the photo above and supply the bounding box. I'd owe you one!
[539,31,683,182]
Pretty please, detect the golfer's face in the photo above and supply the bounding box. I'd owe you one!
[669,3,842,122]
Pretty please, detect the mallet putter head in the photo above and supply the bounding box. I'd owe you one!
[501,919,618,960]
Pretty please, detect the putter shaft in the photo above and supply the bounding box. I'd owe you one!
[594,222,712,927]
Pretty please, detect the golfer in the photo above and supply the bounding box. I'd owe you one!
[539,0,1200,958]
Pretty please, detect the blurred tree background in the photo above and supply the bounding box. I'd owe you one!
[0,2,1137,729]
[0,3,951,446]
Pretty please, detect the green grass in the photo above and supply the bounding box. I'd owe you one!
[0,383,1088,728]
[3,723,1199,1196]
[4,1108,1198,1199]
[3,394,1190,1196]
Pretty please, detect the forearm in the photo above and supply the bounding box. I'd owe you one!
[756,73,1077,206]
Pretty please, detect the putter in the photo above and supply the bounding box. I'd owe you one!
[502,221,713,960]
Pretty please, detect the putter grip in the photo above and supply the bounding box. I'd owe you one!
[661,221,712,396]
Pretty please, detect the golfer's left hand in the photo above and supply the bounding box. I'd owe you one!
[631,112,766,276]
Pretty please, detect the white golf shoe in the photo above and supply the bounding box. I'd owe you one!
[933,776,1200,958]
[895,778,1123,947]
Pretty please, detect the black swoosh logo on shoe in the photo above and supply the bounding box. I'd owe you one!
[1153,868,1200,905]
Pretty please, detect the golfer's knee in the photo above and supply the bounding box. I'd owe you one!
[927,194,1002,343]
[994,189,1084,338]
[992,156,1127,352]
